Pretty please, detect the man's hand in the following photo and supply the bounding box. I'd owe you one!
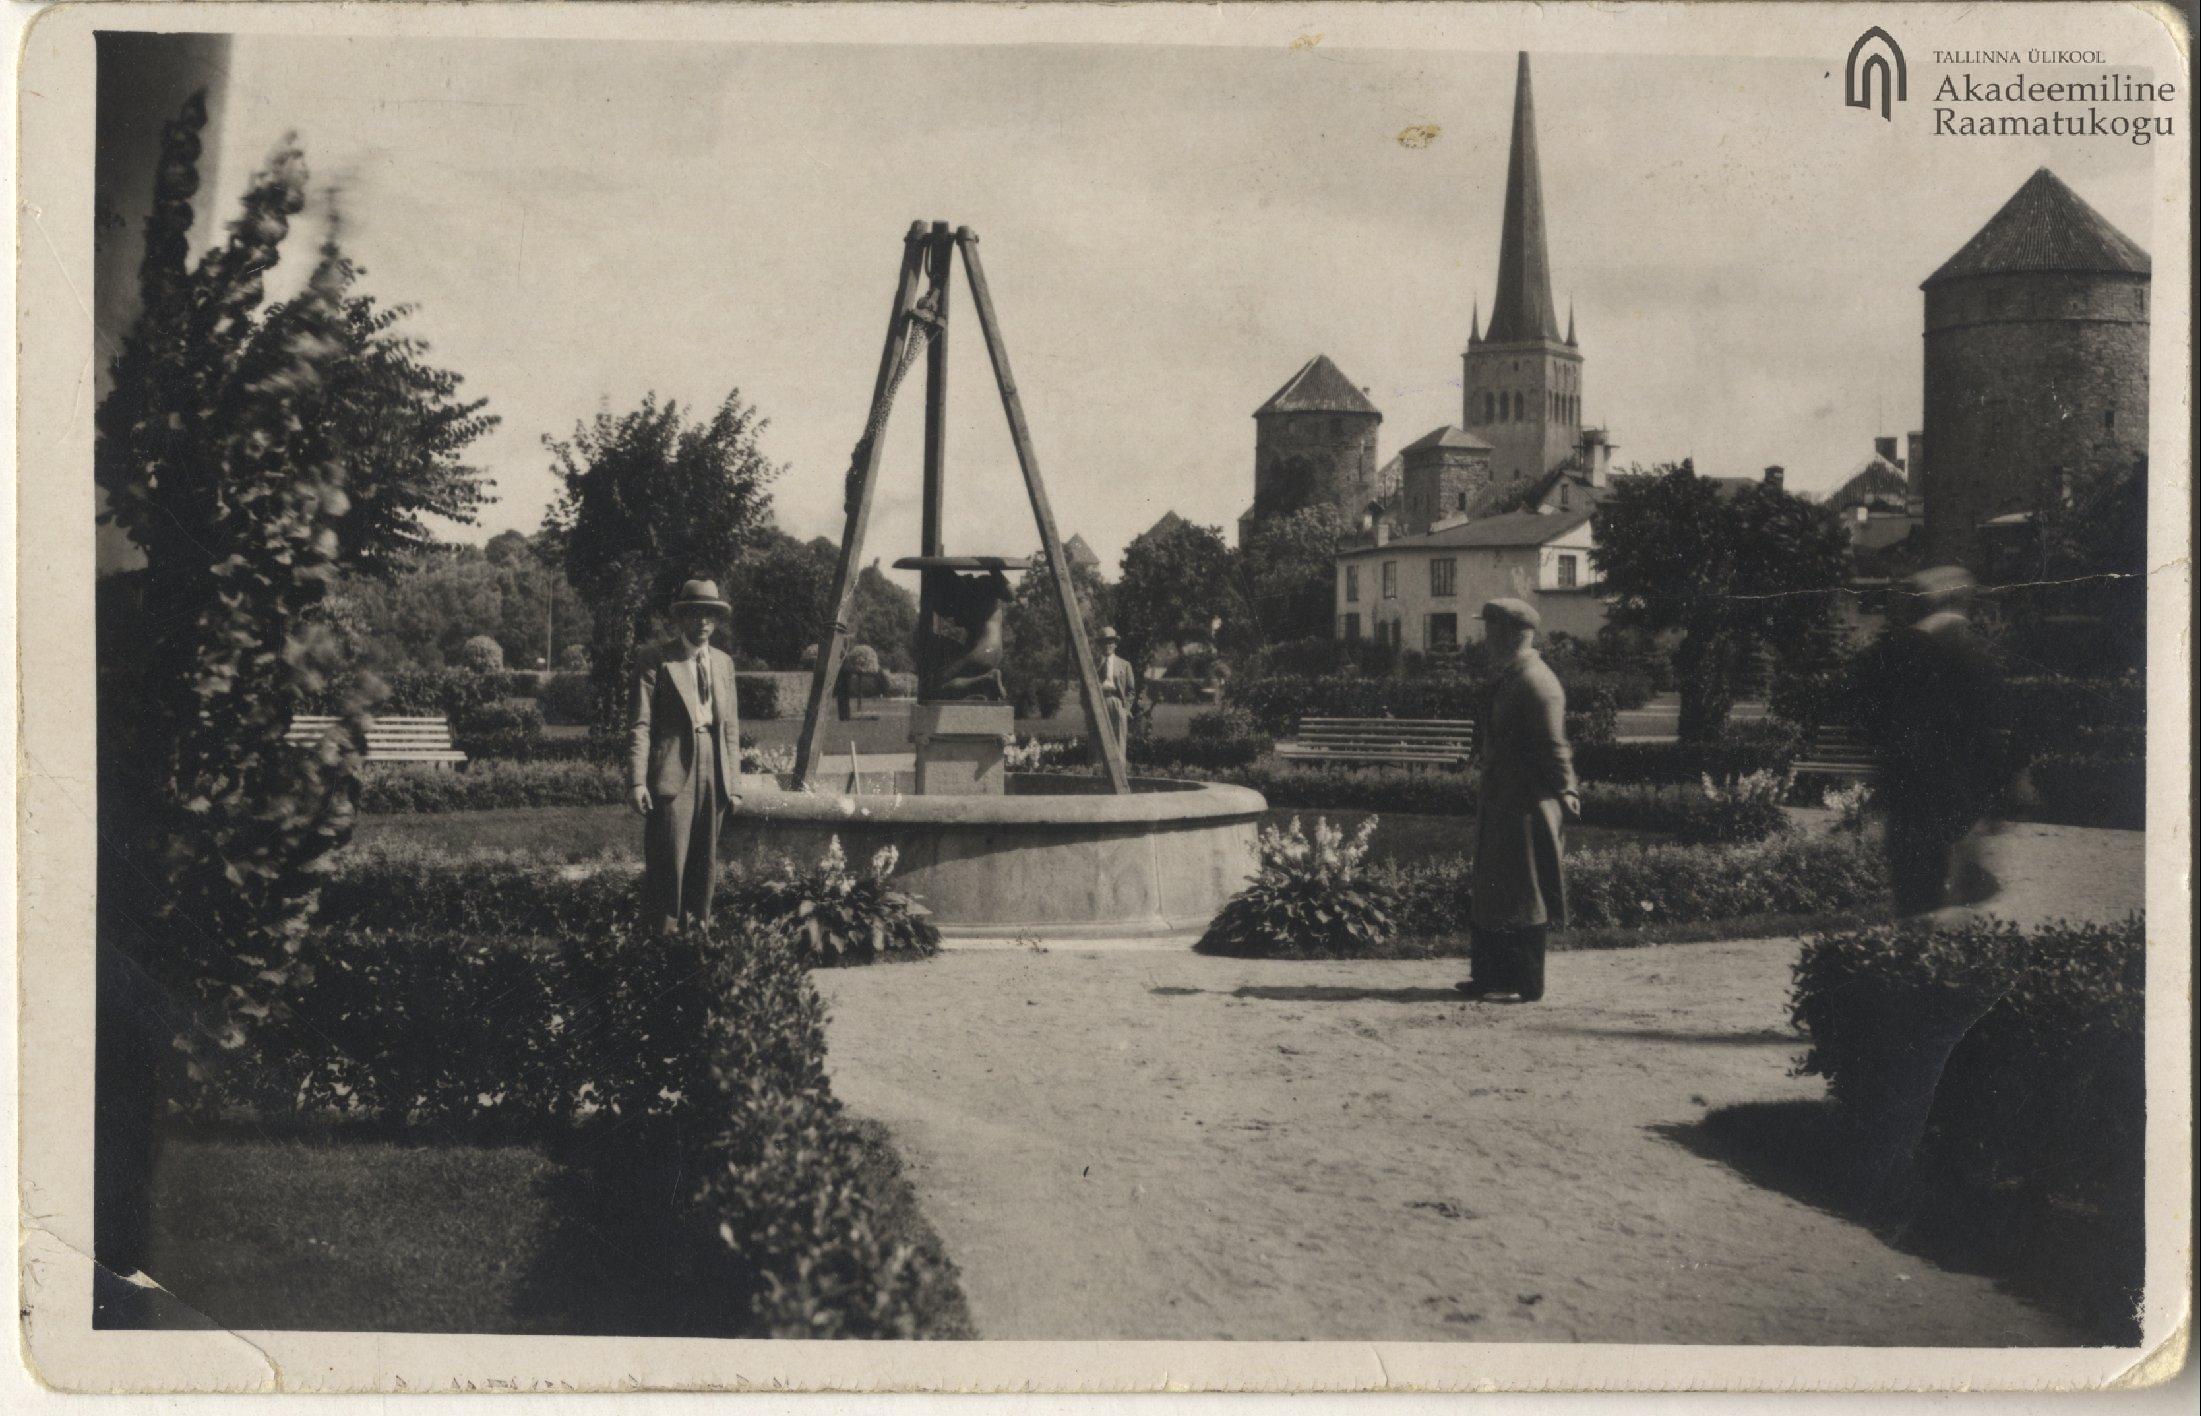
[1562,790,1583,820]
[631,785,653,817]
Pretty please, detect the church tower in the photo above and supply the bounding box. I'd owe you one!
[1462,53,1584,485]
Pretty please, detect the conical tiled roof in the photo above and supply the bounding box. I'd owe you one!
[1254,354,1381,417]
[1402,424,1493,455]
[1485,53,1563,344]
[1924,168,2149,287]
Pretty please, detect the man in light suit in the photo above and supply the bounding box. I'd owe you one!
[1097,626,1137,753]
[631,579,743,932]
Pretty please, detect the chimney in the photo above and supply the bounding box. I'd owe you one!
[1763,465,1786,491]
[1873,435,1900,464]
[1373,521,1390,547]
[1905,430,1926,495]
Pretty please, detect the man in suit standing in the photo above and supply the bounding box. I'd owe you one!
[1457,598,1579,1003]
[631,579,743,932]
[1096,626,1137,753]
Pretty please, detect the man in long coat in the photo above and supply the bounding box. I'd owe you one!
[631,579,743,932]
[1458,598,1579,1003]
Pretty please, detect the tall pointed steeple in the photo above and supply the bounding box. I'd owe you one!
[1484,52,1562,344]
[1468,299,1482,345]
[1565,301,1577,347]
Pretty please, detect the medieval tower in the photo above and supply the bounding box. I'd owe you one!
[1920,167,2150,569]
[1247,353,1384,534]
[1462,53,1583,485]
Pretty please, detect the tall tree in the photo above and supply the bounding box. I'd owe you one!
[1002,551,1111,719]
[1240,503,1348,646]
[543,392,780,730]
[1115,518,1244,687]
[266,254,499,578]
[1592,461,1850,740]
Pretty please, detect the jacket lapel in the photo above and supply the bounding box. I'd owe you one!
[666,649,703,728]
[712,649,738,728]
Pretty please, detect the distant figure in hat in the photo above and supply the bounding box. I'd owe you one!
[1855,565,2009,915]
[630,579,743,932]
[1096,626,1136,758]
[1458,598,1579,1003]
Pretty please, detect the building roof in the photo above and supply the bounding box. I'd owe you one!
[1924,168,2150,287]
[1137,511,1188,541]
[1474,465,1608,518]
[1338,508,1593,557]
[1061,533,1101,570]
[1254,354,1381,417]
[1481,53,1564,345]
[1831,457,1910,511]
[1402,424,1494,455]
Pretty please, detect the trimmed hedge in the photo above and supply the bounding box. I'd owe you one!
[320,841,642,936]
[1143,678,1216,705]
[358,760,627,814]
[2017,753,2145,830]
[452,699,546,760]
[1791,915,2145,1336]
[734,673,785,722]
[1574,722,1801,785]
[1226,671,1622,744]
[1376,833,1886,940]
[539,671,595,725]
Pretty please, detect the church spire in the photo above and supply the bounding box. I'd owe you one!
[1565,300,1577,346]
[1468,299,1481,346]
[1484,52,1562,344]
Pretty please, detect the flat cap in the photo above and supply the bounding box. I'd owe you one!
[1480,597,1541,630]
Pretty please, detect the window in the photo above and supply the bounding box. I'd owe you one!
[1456,491,1468,510]
[1339,613,1362,641]
[1430,558,1457,597]
[2103,406,2116,431]
[1345,564,1360,603]
[1426,613,1459,654]
[1556,553,1579,588]
[1483,393,1495,424]
[1559,485,1571,510]
[1381,561,1398,598]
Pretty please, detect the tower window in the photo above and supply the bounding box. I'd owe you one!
[1483,393,1495,424]
[2103,406,2116,431]
[1456,490,1467,510]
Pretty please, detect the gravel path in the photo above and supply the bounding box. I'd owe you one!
[816,824,2142,1344]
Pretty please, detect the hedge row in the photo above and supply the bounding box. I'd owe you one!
[1791,915,2144,1338]
[1226,672,1621,744]
[181,918,965,1337]
[358,760,627,813]
[1374,833,1886,939]
[1573,723,1800,785]
[2017,753,2145,830]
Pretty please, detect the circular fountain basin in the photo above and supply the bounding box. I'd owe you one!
[723,772,1267,940]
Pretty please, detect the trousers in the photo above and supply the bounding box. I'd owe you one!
[1469,925,1547,1001]
[642,731,726,932]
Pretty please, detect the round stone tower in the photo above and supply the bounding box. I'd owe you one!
[1250,354,1382,526]
[1921,168,2150,570]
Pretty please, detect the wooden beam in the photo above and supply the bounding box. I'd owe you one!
[955,226,1131,793]
[794,223,930,786]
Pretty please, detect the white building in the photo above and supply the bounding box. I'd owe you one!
[1333,510,1605,653]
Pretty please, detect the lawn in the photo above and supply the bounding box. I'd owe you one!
[354,802,1665,866]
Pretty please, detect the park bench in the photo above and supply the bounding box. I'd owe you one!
[284,714,468,769]
[1793,720,1874,779]
[1274,717,1476,771]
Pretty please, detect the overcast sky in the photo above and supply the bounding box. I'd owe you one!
[192,33,2160,580]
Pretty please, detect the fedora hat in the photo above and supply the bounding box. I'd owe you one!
[1480,597,1541,630]
[1097,625,1120,642]
[671,578,732,616]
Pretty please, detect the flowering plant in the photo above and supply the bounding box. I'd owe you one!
[1683,769,1795,844]
[1198,815,1399,958]
[737,836,941,965]
[1825,779,1875,835]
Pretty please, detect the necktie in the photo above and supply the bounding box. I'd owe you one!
[695,655,711,715]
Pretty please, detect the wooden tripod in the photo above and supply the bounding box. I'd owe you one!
[792,221,1131,793]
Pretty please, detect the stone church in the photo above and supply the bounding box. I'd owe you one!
[1240,53,1615,546]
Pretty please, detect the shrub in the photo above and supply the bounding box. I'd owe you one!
[539,670,597,726]
[1143,678,1214,705]
[734,673,784,722]
[453,699,547,760]
[1199,816,1398,958]
[458,634,506,674]
[1575,721,1800,784]
[1128,734,1265,773]
[1228,670,1620,745]
[358,759,627,814]
[2015,753,2144,830]
[1189,705,1258,742]
[734,838,942,966]
[1682,770,1794,845]
[319,840,641,936]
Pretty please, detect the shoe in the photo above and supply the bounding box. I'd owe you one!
[1454,979,1495,999]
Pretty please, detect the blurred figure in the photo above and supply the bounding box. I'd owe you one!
[1457,598,1580,1003]
[1858,566,2009,915]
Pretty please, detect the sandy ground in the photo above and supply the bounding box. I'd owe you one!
[815,824,2143,1343]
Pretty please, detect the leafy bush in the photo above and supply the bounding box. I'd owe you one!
[1188,705,1259,741]
[453,699,547,760]
[1682,770,1794,844]
[369,666,502,720]
[319,841,641,936]
[2015,753,2144,830]
[734,838,941,966]
[359,759,626,813]
[1575,721,1800,784]
[458,635,506,674]
[539,670,596,725]
[1127,734,1266,773]
[734,673,784,722]
[1198,816,1398,958]
[1143,678,1215,705]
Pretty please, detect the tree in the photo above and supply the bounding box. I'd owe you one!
[266,254,499,578]
[1115,518,1244,690]
[324,537,590,671]
[1002,551,1111,719]
[1592,461,1850,741]
[723,530,835,669]
[1240,503,1348,646]
[94,106,369,1265]
[543,392,780,731]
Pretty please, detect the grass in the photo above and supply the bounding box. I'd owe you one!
[135,1118,976,1337]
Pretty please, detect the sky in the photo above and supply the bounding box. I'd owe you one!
[183,32,2161,584]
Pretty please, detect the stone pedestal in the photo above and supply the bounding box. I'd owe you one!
[910,701,1014,795]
